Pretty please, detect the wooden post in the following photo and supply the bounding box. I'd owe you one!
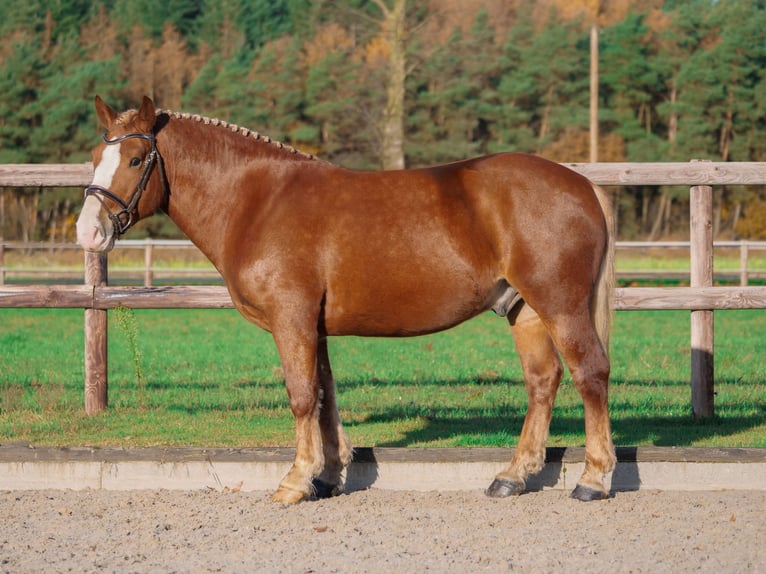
[740,241,749,287]
[690,174,714,418]
[0,239,4,286]
[589,25,599,164]
[144,239,153,287]
[84,250,108,414]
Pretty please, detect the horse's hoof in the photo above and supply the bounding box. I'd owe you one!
[271,487,308,505]
[485,478,525,498]
[570,484,609,501]
[312,478,342,499]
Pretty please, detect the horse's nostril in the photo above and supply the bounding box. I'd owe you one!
[77,221,104,250]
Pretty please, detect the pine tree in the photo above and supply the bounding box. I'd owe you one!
[239,0,311,49]
[488,8,538,153]
[154,23,192,110]
[601,12,667,162]
[250,36,306,143]
[407,27,463,165]
[304,25,369,164]
[0,36,47,163]
[673,1,766,235]
[492,10,590,156]
[196,0,245,59]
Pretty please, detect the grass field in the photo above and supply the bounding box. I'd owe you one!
[1,307,764,449]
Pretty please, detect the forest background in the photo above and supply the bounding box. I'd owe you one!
[2,0,766,244]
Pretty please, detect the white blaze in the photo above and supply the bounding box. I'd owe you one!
[92,143,122,189]
[76,144,121,252]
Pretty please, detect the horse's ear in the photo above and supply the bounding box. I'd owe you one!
[136,96,156,132]
[94,95,118,130]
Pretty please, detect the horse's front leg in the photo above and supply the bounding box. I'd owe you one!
[313,336,353,498]
[271,324,324,504]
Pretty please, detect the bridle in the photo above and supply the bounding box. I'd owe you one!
[84,131,167,236]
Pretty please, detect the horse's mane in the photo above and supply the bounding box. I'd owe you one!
[147,108,317,161]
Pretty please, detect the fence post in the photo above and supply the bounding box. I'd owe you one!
[144,238,153,286]
[0,239,4,286]
[84,250,108,414]
[740,241,749,286]
[690,172,714,418]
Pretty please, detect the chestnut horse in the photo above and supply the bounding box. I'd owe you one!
[76,96,616,503]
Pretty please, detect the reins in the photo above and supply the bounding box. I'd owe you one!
[84,131,168,236]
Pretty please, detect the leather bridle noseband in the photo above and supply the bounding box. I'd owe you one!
[84,131,166,236]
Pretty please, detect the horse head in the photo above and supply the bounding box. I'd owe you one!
[76,95,167,252]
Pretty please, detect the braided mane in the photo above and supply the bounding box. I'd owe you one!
[155,108,317,161]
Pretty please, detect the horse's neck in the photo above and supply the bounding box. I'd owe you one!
[158,122,276,273]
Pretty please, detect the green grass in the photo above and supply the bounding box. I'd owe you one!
[616,252,766,273]
[1,308,764,448]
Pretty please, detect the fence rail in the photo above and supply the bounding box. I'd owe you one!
[3,239,766,286]
[3,160,766,186]
[3,283,766,311]
[2,161,766,417]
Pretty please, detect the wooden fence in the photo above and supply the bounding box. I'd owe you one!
[2,238,766,286]
[0,239,220,286]
[2,161,766,418]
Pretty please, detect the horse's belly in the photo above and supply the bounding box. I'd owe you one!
[323,275,495,337]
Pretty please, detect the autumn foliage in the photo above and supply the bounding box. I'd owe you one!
[1,0,765,241]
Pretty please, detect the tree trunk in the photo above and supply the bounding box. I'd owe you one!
[663,195,673,237]
[713,187,723,237]
[641,190,650,233]
[16,190,40,245]
[720,104,733,162]
[731,201,742,234]
[374,0,407,170]
[0,190,5,238]
[648,192,668,241]
[589,25,598,163]
[667,78,678,146]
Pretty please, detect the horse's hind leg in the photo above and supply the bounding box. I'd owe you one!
[313,337,353,498]
[487,304,563,497]
[548,311,616,500]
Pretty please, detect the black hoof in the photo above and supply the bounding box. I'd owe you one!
[311,478,342,499]
[570,484,609,501]
[485,478,525,498]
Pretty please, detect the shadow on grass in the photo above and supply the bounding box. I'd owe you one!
[117,378,286,392]
[341,376,765,448]
[110,374,764,447]
[360,412,765,448]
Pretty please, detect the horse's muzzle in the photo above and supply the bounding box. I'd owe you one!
[76,196,116,252]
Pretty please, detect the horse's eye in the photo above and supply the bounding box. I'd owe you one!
[129,157,141,168]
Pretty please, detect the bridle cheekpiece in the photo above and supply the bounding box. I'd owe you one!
[84,131,165,236]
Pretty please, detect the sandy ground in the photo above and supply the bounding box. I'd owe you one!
[1,488,764,573]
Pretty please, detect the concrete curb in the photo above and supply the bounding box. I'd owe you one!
[1,444,764,493]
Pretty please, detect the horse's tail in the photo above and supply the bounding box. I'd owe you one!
[592,183,615,359]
